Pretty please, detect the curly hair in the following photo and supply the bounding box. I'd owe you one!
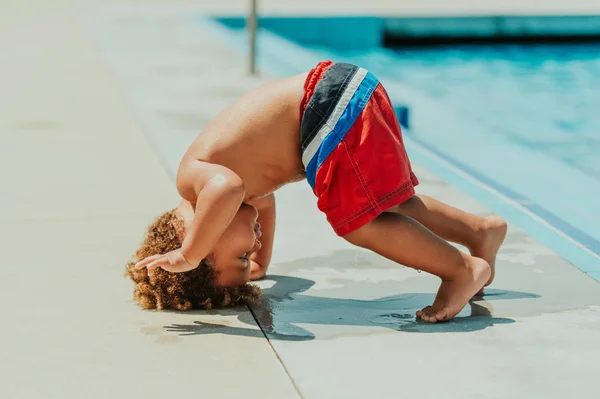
[125,209,261,310]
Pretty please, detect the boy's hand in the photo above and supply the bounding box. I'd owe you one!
[134,249,196,273]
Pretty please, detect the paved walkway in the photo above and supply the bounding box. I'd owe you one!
[2,1,600,399]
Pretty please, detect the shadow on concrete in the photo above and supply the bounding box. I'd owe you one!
[164,275,539,341]
[164,319,265,338]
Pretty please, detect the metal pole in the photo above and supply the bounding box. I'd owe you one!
[248,0,258,75]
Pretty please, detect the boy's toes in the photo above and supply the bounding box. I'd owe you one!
[416,306,430,319]
[417,306,437,323]
[435,307,450,321]
[417,306,452,323]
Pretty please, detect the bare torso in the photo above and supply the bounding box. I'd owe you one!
[178,72,308,202]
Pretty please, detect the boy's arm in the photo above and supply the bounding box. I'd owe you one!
[248,193,275,280]
[135,162,244,273]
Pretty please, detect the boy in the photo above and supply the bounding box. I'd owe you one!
[130,61,507,322]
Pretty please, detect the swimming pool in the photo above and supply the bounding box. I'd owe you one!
[204,17,600,277]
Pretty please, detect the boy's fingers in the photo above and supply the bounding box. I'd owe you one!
[134,254,161,269]
[146,259,163,271]
[134,259,149,270]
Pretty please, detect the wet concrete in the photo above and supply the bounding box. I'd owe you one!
[252,234,600,324]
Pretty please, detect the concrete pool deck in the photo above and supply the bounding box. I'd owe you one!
[1,1,600,398]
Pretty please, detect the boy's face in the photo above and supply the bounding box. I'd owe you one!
[210,203,262,287]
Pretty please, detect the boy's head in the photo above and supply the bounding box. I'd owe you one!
[205,203,263,287]
[125,207,261,310]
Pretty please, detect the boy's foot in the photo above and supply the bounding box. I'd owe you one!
[416,257,491,323]
[471,216,507,295]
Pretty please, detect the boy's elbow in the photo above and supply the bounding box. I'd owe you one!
[252,270,267,281]
[180,161,245,201]
[250,261,269,280]
[209,170,245,198]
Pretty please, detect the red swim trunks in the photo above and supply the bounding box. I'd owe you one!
[299,60,419,236]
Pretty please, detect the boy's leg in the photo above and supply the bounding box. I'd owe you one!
[344,212,491,323]
[388,195,507,290]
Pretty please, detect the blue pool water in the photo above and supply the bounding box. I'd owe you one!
[204,16,600,273]
[388,44,600,180]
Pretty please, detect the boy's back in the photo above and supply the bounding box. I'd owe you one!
[178,72,308,202]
